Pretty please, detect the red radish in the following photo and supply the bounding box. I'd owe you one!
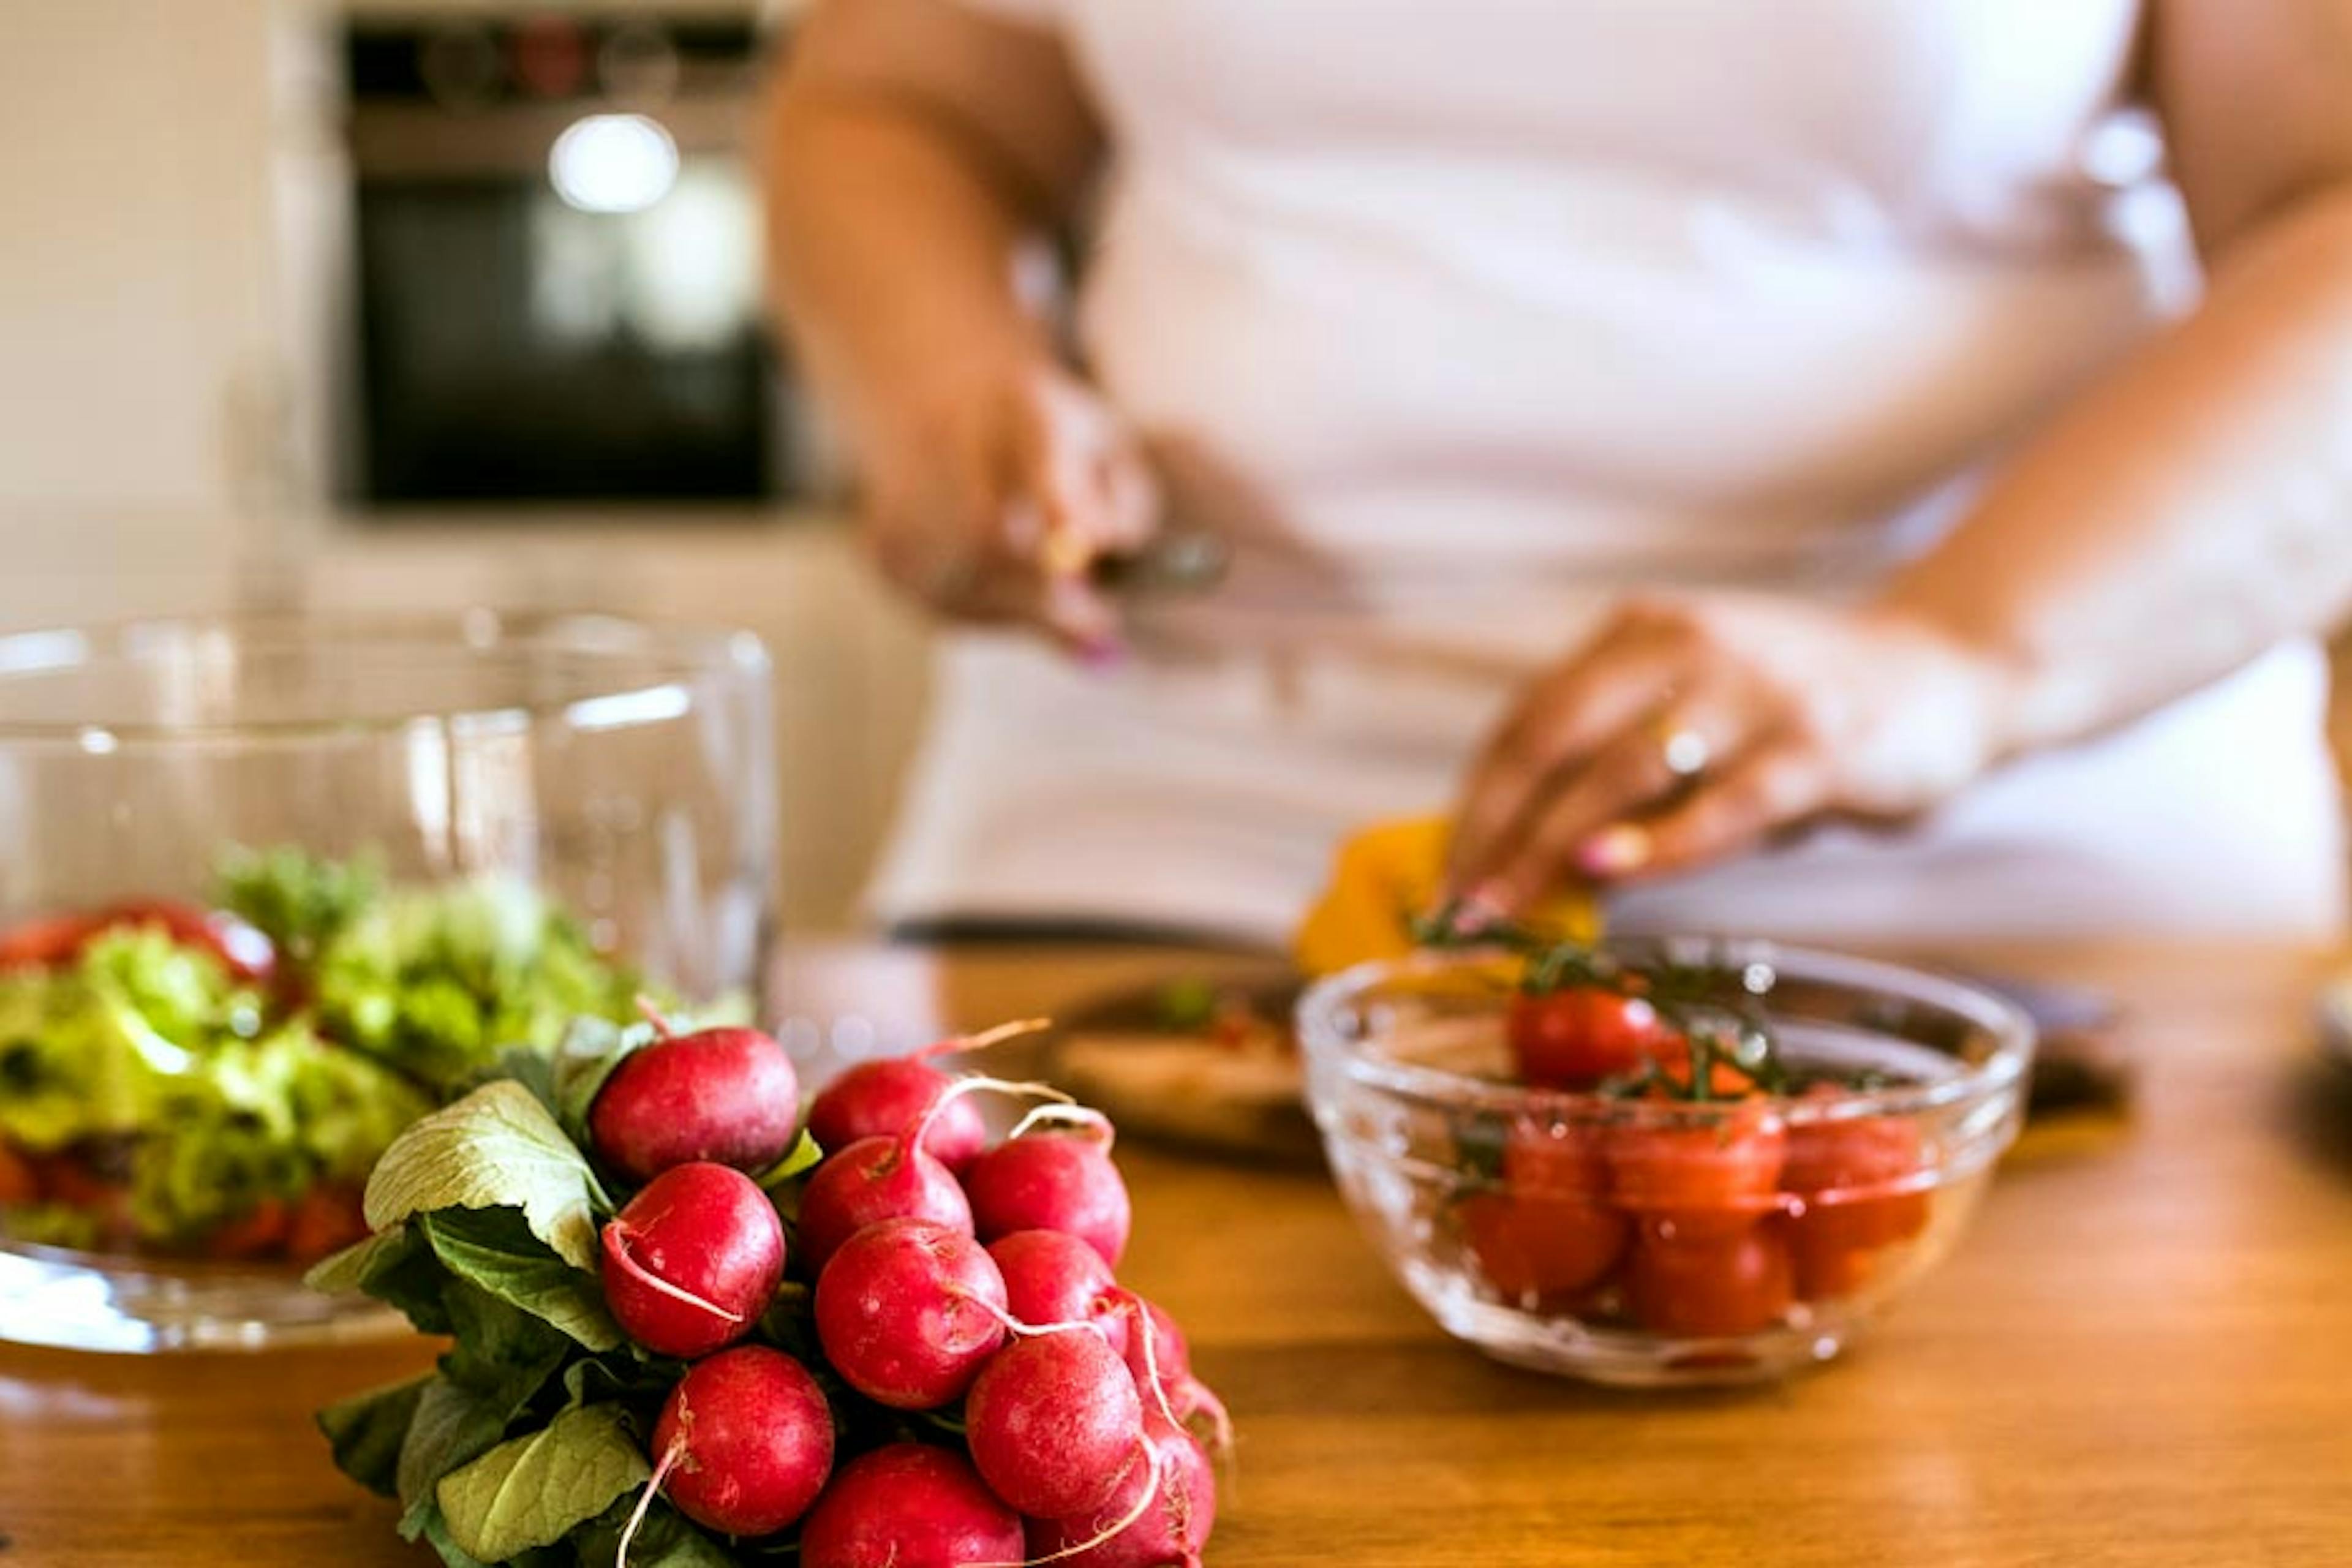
[795,1135,973,1280]
[804,1020,1046,1172]
[797,1075,1069,1276]
[641,1347,833,1540]
[1025,1415,1217,1568]
[965,1327,1145,1519]
[988,1229,1129,1357]
[600,1163,785,1358]
[1107,1291,1233,1464]
[798,1444,1023,1568]
[1133,1298,1191,1389]
[814,1218,1008,1409]
[965,1113,1132,1267]
[808,1060,987,1172]
[589,1017,801,1182]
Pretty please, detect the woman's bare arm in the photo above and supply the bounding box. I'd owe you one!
[763,1,1152,651]
[1452,0,2352,904]
[1874,0,2352,753]
[766,0,1098,430]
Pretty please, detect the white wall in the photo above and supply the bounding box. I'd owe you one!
[0,0,284,540]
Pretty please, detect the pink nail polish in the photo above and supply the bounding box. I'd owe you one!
[1577,826,1649,878]
[1077,635,1127,671]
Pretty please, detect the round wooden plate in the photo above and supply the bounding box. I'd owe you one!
[1041,972,1324,1167]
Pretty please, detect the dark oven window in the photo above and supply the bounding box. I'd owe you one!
[344,14,790,507]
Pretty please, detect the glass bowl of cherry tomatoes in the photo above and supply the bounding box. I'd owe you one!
[1297,935,2035,1387]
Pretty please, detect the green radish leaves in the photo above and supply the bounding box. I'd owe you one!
[549,1014,656,1141]
[315,1373,431,1498]
[305,1222,455,1335]
[304,1224,412,1296]
[397,1376,515,1513]
[364,1080,605,1268]
[421,1207,624,1351]
[572,1500,741,1568]
[433,1403,648,1564]
[755,1129,824,1191]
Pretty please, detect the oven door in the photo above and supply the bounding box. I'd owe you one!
[344,21,790,506]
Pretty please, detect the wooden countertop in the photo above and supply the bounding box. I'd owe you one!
[7,940,2352,1566]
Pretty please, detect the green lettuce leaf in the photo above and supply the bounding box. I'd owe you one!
[363,1080,603,1268]
[77,925,255,1053]
[214,843,383,967]
[0,947,204,1152]
[433,1404,648,1564]
[313,876,644,1091]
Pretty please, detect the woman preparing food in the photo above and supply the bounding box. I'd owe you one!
[766,0,2352,942]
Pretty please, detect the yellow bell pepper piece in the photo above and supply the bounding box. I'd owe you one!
[1291,816,1600,976]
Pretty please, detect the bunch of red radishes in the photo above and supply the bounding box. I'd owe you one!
[587,1017,1226,1568]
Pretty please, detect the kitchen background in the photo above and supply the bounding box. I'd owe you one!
[4,0,2348,934]
[1,0,930,935]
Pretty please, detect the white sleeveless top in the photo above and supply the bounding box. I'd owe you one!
[870,0,2345,940]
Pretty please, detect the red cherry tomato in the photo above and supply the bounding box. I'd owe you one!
[37,1156,137,1245]
[1782,1092,1931,1298]
[1790,1226,1881,1300]
[1607,1103,1788,1240]
[0,914,102,970]
[286,1185,372,1264]
[1458,1191,1629,1308]
[0,1141,39,1206]
[205,1197,292,1261]
[1500,1116,1611,1196]
[0,902,276,983]
[1507,987,1681,1087]
[1459,1116,1630,1306]
[1626,1223,1795,1337]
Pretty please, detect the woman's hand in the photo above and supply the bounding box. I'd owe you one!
[1447,594,2019,913]
[859,353,1159,658]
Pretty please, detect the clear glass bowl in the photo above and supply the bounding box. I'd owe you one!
[1298,941,2035,1387]
[0,611,775,1351]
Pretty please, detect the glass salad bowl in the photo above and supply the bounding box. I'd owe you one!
[1298,941,2035,1387]
[0,612,774,1350]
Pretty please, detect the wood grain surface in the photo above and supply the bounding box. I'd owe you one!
[6,940,2351,1567]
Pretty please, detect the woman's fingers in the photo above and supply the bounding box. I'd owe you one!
[862,364,1159,660]
[1609,741,1831,881]
[1027,382,1161,561]
[1469,680,1766,913]
[1447,612,1694,897]
[1001,376,1158,654]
